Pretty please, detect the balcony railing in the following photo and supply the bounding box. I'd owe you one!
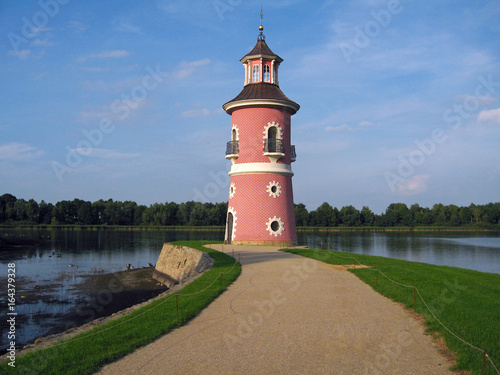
[225,141,239,157]
[263,138,285,154]
[290,145,296,162]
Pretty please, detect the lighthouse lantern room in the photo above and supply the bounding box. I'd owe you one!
[223,17,300,246]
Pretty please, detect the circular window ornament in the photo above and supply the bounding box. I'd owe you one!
[229,182,236,199]
[266,181,282,198]
[266,216,285,237]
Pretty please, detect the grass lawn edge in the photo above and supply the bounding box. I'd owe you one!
[280,247,500,375]
[0,240,241,375]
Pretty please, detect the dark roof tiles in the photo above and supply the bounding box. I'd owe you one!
[241,39,282,62]
[223,83,299,114]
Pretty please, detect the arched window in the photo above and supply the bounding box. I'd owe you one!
[252,65,260,83]
[267,126,277,152]
[263,64,270,82]
[232,128,237,141]
[268,126,277,140]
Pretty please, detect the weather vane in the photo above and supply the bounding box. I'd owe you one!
[258,3,265,40]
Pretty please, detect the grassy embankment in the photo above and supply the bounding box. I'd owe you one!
[0,241,240,375]
[280,247,500,375]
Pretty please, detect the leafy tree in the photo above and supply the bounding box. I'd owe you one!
[360,206,374,226]
[133,205,146,225]
[77,201,95,225]
[92,200,107,224]
[315,202,336,227]
[459,206,472,224]
[485,203,500,225]
[340,205,361,226]
[448,204,461,226]
[384,203,412,226]
[294,203,309,227]
[54,200,77,224]
[38,200,54,224]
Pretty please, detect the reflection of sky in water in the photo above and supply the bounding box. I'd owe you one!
[441,237,500,248]
[299,232,500,274]
[0,228,224,350]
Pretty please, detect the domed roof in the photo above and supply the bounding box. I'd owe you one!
[223,82,299,114]
[240,39,283,63]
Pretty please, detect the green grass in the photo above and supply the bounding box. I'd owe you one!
[281,247,500,375]
[1,241,240,375]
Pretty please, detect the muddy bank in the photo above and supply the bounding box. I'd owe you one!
[77,268,169,322]
[2,268,205,362]
[0,268,168,353]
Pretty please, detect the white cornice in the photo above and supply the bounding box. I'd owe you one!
[240,54,283,63]
[223,99,300,115]
[229,163,294,177]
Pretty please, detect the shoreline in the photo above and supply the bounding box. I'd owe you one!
[0,267,204,363]
[1,225,499,232]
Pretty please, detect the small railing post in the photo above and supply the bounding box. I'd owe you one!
[482,349,487,375]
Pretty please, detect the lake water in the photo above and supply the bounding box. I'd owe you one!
[0,228,499,351]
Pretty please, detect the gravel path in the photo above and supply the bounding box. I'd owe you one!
[96,245,453,374]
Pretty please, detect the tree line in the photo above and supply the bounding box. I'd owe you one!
[1,194,499,228]
[296,202,500,228]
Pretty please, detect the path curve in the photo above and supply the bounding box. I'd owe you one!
[96,245,453,374]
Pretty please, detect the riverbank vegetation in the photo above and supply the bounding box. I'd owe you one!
[281,247,500,375]
[0,241,241,375]
[1,193,500,229]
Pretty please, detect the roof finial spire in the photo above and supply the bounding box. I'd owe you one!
[258,4,265,40]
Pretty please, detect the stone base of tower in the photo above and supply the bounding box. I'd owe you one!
[225,240,297,247]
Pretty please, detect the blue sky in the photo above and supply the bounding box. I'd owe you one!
[1,0,499,214]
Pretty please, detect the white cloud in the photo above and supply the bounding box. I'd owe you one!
[0,143,44,161]
[359,120,373,127]
[114,19,141,33]
[81,80,109,90]
[325,124,352,131]
[82,67,109,73]
[32,38,53,47]
[35,72,48,80]
[72,148,140,159]
[68,20,87,33]
[172,59,210,80]
[396,174,430,195]
[8,49,32,59]
[77,50,130,63]
[478,108,500,125]
[179,108,222,118]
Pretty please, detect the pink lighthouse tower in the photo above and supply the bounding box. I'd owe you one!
[223,18,300,246]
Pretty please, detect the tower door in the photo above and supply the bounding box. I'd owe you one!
[226,212,234,244]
